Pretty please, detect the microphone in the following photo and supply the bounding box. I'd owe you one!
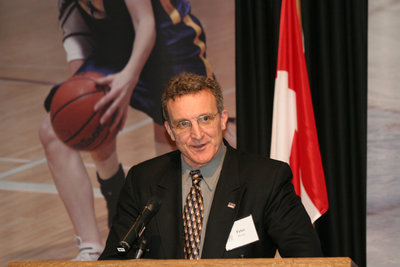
[116,196,161,255]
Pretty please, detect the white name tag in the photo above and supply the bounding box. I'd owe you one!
[225,214,259,251]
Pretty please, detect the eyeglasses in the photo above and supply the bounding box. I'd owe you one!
[170,112,219,133]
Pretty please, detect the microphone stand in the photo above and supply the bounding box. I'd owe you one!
[133,235,147,259]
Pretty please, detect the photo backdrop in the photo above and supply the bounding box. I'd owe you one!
[0,0,234,263]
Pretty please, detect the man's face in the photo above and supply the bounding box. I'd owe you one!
[164,89,228,169]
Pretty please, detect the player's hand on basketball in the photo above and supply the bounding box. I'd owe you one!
[94,72,138,132]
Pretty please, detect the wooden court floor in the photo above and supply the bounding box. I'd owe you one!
[0,0,235,264]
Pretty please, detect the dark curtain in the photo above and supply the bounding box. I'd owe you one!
[235,1,367,267]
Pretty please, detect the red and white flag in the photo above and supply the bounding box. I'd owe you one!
[270,0,328,223]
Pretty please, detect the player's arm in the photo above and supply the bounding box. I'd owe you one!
[95,0,156,131]
[58,0,93,75]
[68,59,85,75]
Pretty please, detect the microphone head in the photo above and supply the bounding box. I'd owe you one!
[145,195,162,213]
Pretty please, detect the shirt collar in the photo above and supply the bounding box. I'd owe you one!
[181,143,226,190]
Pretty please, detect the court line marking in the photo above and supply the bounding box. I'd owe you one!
[119,117,152,135]
[0,180,102,198]
[0,157,31,163]
[11,144,44,158]
[0,158,47,180]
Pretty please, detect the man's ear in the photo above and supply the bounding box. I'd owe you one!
[164,121,176,142]
[220,109,229,131]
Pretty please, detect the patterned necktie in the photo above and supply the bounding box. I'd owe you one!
[183,169,204,259]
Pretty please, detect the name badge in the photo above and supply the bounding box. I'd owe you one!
[225,214,259,251]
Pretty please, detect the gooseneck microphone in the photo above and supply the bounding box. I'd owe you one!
[116,196,161,255]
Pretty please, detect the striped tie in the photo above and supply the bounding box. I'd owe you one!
[183,170,204,259]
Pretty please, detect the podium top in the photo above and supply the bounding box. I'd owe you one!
[9,257,357,267]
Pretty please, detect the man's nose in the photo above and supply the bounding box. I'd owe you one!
[190,121,204,139]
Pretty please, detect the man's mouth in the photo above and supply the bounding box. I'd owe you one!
[192,143,206,150]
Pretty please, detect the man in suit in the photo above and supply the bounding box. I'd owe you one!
[99,72,323,260]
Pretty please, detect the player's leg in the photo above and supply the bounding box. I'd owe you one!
[39,115,103,259]
[90,138,125,227]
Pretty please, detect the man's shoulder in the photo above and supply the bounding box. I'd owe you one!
[225,146,293,187]
[227,145,289,170]
[127,150,180,176]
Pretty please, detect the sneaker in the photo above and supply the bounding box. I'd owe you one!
[71,236,104,261]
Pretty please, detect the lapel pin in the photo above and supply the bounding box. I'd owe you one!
[227,202,236,209]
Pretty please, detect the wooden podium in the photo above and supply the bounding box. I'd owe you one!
[9,257,357,266]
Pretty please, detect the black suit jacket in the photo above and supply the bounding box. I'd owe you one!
[99,144,323,260]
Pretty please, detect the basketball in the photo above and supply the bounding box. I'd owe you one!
[50,72,114,151]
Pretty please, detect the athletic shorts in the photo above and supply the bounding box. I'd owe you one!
[45,1,212,125]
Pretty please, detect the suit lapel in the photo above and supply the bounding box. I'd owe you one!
[202,146,245,258]
[152,152,185,259]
